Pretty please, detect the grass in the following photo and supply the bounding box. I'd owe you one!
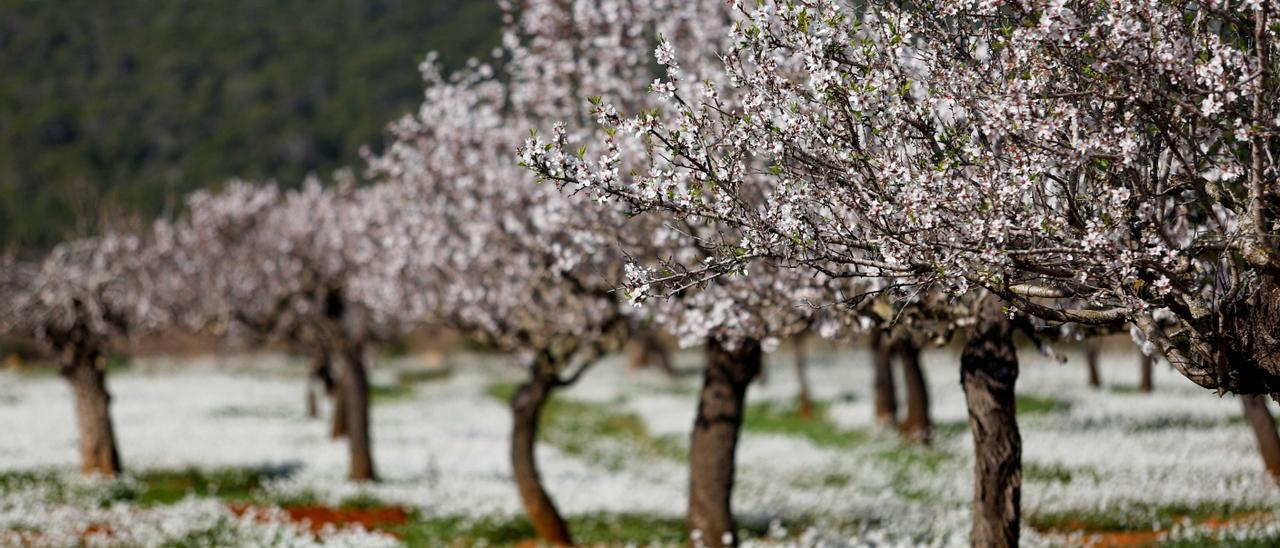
[742,400,868,447]
[742,399,953,503]
[395,513,690,547]
[369,383,416,402]
[1016,394,1069,415]
[1028,500,1271,532]
[487,383,685,470]
[394,512,775,547]
[0,465,298,508]
[128,465,300,506]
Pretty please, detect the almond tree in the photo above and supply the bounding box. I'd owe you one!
[0,237,144,476]
[154,179,418,482]
[522,0,1280,544]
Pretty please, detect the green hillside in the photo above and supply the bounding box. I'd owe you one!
[0,0,501,250]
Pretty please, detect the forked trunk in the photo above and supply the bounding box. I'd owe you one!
[1139,354,1154,393]
[1084,339,1102,389]
[1242,394,1280,484]
[897,339,931,445]
[338,343,375,481]
[872,330,897,426]
[688,339,761,548]
[511,356,573,545]
[961,299,1021,548]
[794,337,814,420]
[61,344,122,477]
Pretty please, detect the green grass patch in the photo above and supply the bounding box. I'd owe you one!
[370,383,415,402]
[742,401,868,447]
[487,383,685,470]
[338,492,389,510]
[743,400,953,503]
[1023,462,1082,484]
[1125,414,1245,432]
[1029,501,1270,532]
[398,366,453,385]
[0,465,297,508]
[127,465,297,506]
[395,512,761,546]
[1016,394,1069,415]
[1108,384,1149,395]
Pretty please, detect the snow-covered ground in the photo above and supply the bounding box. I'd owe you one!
[1,339,1277,546]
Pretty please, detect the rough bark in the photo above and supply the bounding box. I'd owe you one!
[897,339,932,445]
[511,355,573,546]
[61,344,122,477]
[1084,339,1102,389]
[1139,354,1154,393]
[688,339,761,548]
[1242,394,1280,484]
[961,299,1021,548]
[794,337,814,420]
[1223,278,1280,394]
[337,343,375,481]
[872,329,898,426]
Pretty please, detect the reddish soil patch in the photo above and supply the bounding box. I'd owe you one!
[228,503,409,536]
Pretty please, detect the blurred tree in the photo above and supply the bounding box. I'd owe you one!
[0,0,500,250]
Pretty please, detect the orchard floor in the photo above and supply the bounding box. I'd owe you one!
[3,339,1280,546]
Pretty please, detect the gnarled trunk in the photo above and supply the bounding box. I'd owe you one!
[337,343,375,481]
[1139,354,1154,393]
[61,344,122,477]
[871,330,897,426]
[794,337,814,420]
[1223,277,1280,394]
[897,339,931,445]
[961,299,1021,548]
[1242,394,1280,484]
[511,356,572,545]
[688,339,760,548]
[1084,339,1102,389]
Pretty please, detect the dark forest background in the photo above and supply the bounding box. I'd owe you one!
[0,0,501,250]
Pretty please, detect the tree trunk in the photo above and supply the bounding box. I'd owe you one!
[897,339,932,445]
[1139,354,1154,393]
[305,382,319,419]
[688,339,761,548]
[511,355,573,546]
[961,299,1021,548]
[61,344,122,477]
[1242,394,1280,484]
[872,329,897,426]
[306,350,333,419]
[629,331,676,377]
[330,375,348,439]
[337,343,375,481]
[1084,339,1102,389]
[794,337,814,420]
